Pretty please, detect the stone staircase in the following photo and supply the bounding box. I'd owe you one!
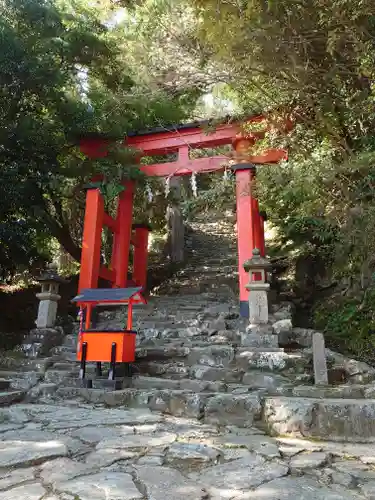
[34,291,375,443]
[5,212,375,445]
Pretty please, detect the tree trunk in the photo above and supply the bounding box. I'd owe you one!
[49,222,82,262]
[166,177,185,263]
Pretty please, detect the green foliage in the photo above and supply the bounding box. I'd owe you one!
[0,0,199,279]
[314,287,375,363]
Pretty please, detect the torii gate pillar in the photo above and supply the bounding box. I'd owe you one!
[232,136,265,318]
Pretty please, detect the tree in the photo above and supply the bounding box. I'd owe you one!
[0,0,198,278]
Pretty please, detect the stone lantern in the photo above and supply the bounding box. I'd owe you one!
[35,263,66,328]
[243,248,271,325]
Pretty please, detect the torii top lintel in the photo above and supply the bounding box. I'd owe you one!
[79,115,288,177]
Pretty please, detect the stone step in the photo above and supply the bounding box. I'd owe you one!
[236,350,310,374]
[0,378,11,390]
[0,390,25,406]
[53,382,375,442]
[263,396,375,443]
[131,375,225,393]
[136,345,190,361]
[55,386,260,426]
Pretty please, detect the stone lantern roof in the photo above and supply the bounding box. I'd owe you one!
[243,248,271,272]
[37,263,68,284]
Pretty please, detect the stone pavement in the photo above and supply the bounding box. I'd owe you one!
[1,401,375,499]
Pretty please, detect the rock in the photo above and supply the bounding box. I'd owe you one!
[204,394,261,427]
[196,455,288,496]
[187,345,235,367]
[0,429,87,456]
[245,323,274,335]
[10,371,41,391]
[0,423,24,433]
[0,439,67,467]
[189,364,242,383]
[276,437,323,453]
[238,351,303,372]
[14,405,162,430]
[278,445,306,457]
[136,345,190,361]
[272,319,293,335]
[85,449,138,468]
[165,442,221,469]
[0,467,35,491]
[263,397,375,442]
[241,332,278,348]
[209,315,227,331]
[203,304,231,317]
[27,383,57,401]
[0,483,46,500]
[329,469,355,488]
[291,384,365,399]
[333,460,375,482]
[132,376,180,390]
[96,432,177,450]
[69,425,135,445]
[167,391,208,418]
[39,458,97,485]
[134,465,207,500]
[290,451,330,471]
[360,481,375,499]
[137,454,164,465]
[0,390,24,405]
[56,472,143,500]
[365,385,375,398]
[249,476,361,499]
[216,433,280,459]
[328,350,375,378]
[242,372,290,391]
[273,306,293,321]
[291,327,314,347]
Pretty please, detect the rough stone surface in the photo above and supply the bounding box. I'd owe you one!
[0,439,67,467]
[0,483,46,500]
[249,476,361,499]
[312,332,329,385]
[272,319,293,335]
[263,396,375,441]
[135,465,207,499]
[56,472,143,500]
[165,442,221,469]
[204,394,261,426]
[290,451,330,470]
[196,455,289,497]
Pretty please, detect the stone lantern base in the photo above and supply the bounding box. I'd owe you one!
[241,323,278,348]
[22,327,65,358]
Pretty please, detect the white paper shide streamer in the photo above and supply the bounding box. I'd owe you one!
[191,172,197,197]
[164,177,170,198]
[146,182,153,203]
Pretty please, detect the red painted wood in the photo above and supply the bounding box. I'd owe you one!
[78,189,104,292]
[132,226,150,290]
[114,182,134,288]
[141,155,229,177]
[103,212,117,232]
[235,169,255,306]
[99,266,115,283]
[139,150,286,177]
[126,122,245,154]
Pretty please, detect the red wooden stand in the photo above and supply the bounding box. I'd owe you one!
[72,287,145,387]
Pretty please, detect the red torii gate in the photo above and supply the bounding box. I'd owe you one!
[78,115,287,317]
